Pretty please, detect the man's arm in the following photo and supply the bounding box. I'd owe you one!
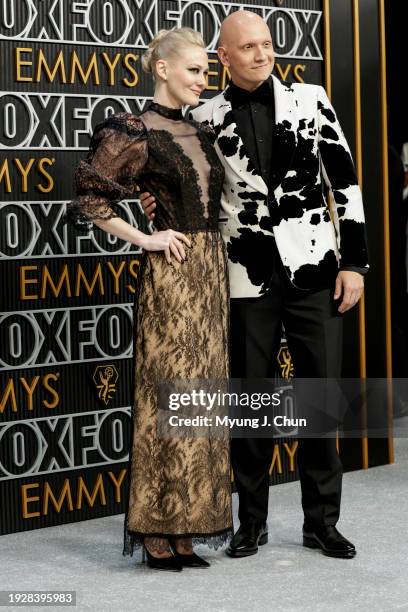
[316,86,369,312]
[317,85,369,272]
[139,191,156,220]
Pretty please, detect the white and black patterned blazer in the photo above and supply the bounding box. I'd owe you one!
[191,75,369,298]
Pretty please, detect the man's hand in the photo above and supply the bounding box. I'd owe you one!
[140,191,156,221]
[333,271,364,313]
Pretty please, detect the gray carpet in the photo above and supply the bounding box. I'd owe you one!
[2,439,408,612]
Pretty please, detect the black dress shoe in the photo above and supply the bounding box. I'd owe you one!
[302,525,356,559]
[226,522,268,558]
[142,545,183,571]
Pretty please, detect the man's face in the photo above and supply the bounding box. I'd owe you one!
[218,19,275,90]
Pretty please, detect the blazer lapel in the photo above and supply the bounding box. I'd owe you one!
[269,74,299,191]
[212,91,268,196]
[212,75,298,195]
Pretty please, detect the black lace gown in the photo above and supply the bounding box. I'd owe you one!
[64,102,233,555]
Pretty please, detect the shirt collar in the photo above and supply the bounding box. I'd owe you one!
[225,76,273,108]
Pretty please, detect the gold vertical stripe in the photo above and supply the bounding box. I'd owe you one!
[352,0,369,469]
[323,0,340,456]
[352,1,363,187]
[323,0,331,98]
[378,0,394,464]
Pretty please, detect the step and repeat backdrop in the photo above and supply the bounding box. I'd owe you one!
[0,0,391,535]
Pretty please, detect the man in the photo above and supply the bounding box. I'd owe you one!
[141,11,369,560]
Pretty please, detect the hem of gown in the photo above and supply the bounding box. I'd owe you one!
[122,526,234,557]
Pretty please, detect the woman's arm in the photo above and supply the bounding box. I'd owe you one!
[92,216,190,263]
[64,112,190,261]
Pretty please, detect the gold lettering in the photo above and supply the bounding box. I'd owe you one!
[123,53,139,87]
[269,443,283,474]
[0,374,60,415]
[0,159,12,192]
[101,52,121,86]
[106,261,126,294]
[75,263,104,296]
[294,64,306,83]
[37,157,55,193]
[220,65,231,91]
[35,49,67,83]
[41,264,71,298]
[76,474,106,509]
[15,48,33,82]
[21,483,40,518]
[127,259,140,293]
[69,51,99,85]
[14,158,35,193]
[43,479,74,514]
[19,376,41,411]
[283,441,298,471]
[107,469,127,503]
[206,58,220,91]
[19,259,145,300]
[20,265,38,299]
[43,373,60,410]
[0,379,18,414]
[275,63,292,81]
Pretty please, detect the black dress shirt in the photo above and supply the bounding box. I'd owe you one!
[225,77,274,187]
[225,77,367,276]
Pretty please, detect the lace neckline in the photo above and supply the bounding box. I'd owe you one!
[148,102,183,121]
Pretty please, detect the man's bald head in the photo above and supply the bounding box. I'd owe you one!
[218,11,274,91]
[219,11,267,47]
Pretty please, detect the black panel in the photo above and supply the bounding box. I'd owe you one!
[329,0,361,379]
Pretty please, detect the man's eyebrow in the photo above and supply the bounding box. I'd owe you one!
[240,39,272,45]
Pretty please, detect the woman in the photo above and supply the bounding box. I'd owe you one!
[63,28,233,571]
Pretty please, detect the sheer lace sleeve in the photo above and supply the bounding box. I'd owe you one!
[63,112,148,232]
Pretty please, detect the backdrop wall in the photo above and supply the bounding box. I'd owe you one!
[0,0,391,536]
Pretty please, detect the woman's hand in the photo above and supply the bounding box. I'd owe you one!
[141,229,191,264]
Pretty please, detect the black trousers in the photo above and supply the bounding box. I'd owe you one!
[230,241,343,529]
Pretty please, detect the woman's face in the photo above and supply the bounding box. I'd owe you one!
[158,45,209,107]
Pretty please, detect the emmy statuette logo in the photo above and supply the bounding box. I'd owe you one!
[277,346,294,379]
[93,365,119,404]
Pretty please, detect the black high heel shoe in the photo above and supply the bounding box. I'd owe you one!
[168,538,210,568]
[142,544,183,572]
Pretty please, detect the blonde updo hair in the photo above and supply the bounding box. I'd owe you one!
[141,27,206,77]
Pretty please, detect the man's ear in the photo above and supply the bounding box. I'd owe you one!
[217,46,229,67]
